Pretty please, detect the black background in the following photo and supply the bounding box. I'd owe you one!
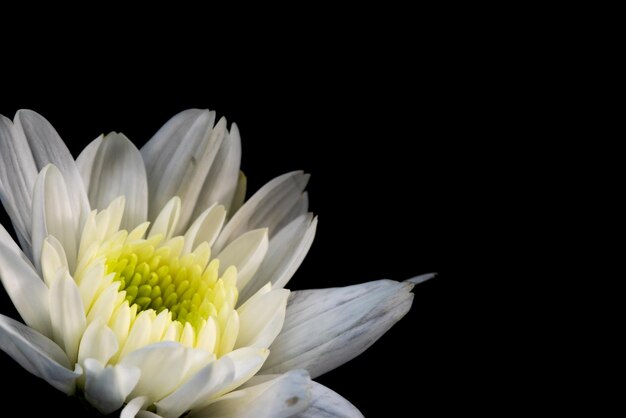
[0,54,467,416]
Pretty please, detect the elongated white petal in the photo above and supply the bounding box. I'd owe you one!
[0,314,79,394]
[78,320,119,366]
[236,289,289,349]
[213,171,309,253]
[137,411,163,418]
[189,369,311,418]
[149,197,181,241]
[300,381,363,418]
[191,123,242,218]
[31,164,80,272]
[49,271,87,364]
[0,114,37,253]
[229,171,247,216]
[183,204,226,254]
[239,214,317,303]
[121,396,149,418]
[121,342,213,403]
[76,132,148,230]
[174,347,269,415]
[216,229,268,291]
[15,110,90,241]
[262,278,429,378]
[0,230,52,337]
[142,109,227,231]
[40,236,69,287]
[83,359,141,414]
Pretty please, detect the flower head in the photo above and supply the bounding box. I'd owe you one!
[0,109,433,417]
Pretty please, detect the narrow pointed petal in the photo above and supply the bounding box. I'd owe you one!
[14,110,90,239]
[183,204,226,254]
[229,171,247,216]
[0,114,37,253]
[76,132,148,230]
[83,359,141,414]
[192,122,242,218]
[189,369,311,418]
[141,109,227,231]
[216,229,268,291]
[236,289,289,349]
[213,171,309,253]
[31,164,80,272]
[49,271,87,364]
[175,347,269,414]
[262,279,421,378]
[149,197,181,241]
[121,342,213,403]
[0,227,52,336]
[300,381,363,418]
[0,314,80,394]
[239,214,317,303]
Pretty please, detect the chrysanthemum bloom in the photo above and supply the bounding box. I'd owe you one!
[0,109,433,417]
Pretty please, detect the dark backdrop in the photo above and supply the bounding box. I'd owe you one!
[0,63,463,416]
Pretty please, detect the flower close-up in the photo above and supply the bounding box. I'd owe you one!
[0,109,433,417]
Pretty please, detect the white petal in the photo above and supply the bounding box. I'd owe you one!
[0,114,37,254]
[175,347,269,414]
[117,310,153,360]
[137,411,163,418]
[300,381,363,418]
[75,134,103,186]
[262,279,420,378]
[183,204,226,253]
[40,236,68,287]
[229,171,247,216]
[239,214,317,303]
[236,289,289,349]
[0,313,79,394]
[213,171,309,253]
[121,342,213,403]
[49,270,87,364]
[76,132,148,230]
[121,396,149,418]
[149,197,181,241]
[15,110,90,242]
[31,164,80,272]
[141,109,226,231]
[83,358,141,414]
[78,320,119,366]
[190,369,311,418]
[0,228,52,336]
[216,228,268,291]
[191,122,242,218]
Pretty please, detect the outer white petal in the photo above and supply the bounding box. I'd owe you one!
[213,171,309,253]
[78,320,119,365]
[229,171,247,216]
[76,132,148,230]
[239,214,317,303]
[189,369,311,418]
[0,227,52,337]
[49,270,87,364]
[31,164,80,272]
[83,358,141,414]
[0,114,37,254]
[137,411,164,418]
[121,342,213,403]
[0,314,80,394]
[14,110,90,241]
[149,197,181,241]
[191,123,242,218]
[121,396,149,418]
[141,109,227,231]
[216,229,269,291]
[183,204,226,254]
[262,275,435,378]
[236,289,289,349]
[300,381,363,418]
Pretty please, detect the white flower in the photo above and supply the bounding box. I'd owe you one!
[0,109,433,417]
